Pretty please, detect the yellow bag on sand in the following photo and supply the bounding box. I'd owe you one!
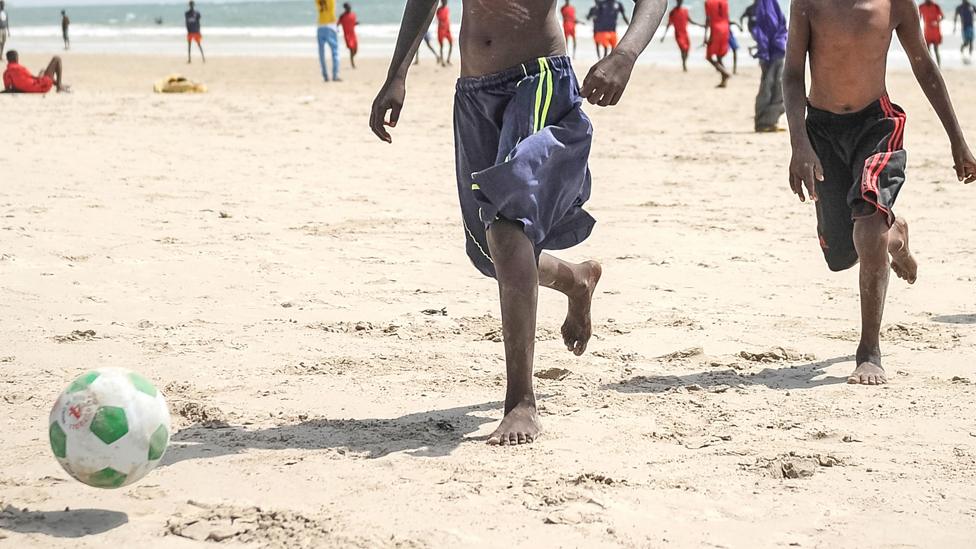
[153,74,207,93]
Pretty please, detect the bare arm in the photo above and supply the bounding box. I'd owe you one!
[580,0,667,106]
[660,17,672,41]
[368,0,438,142]
[619,2,631,25]
[895,0,975,182]
[783,0,823,201]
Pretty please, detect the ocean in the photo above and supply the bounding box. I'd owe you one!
[1,0,969,66]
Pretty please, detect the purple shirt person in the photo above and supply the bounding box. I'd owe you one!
[753,0,788,131]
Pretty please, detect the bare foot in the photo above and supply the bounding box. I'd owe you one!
[888,217,917,284]
[562,260,602,356]
[487,401,541,445]
[717,74,730,88]
[848,345,886,385]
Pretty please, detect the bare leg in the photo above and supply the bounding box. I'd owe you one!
[439,41,445,66]
[732,48,738,74]
[934,44,940,66]
[681,49,688,72]
[538,254,602,356]
[350,47,357,69]
[485,219,542,446]
[187,41,192,63]
[446,40,453,64]
[42,56,64,92]
[197,42,206,63]
[709,56,731,87]
[849,213,890,385]
[572,35,577,58]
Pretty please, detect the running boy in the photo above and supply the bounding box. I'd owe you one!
[919,0,944,65]
[370,0,666,445]
[338,3,358,69]
[436,0,453,65]
[660,0,703,72]
[704,0,731,87]
[784,0,976,385]
[956,0,976,60]
[562,0,582,58]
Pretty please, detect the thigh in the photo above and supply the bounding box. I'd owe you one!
[809,124,858,271]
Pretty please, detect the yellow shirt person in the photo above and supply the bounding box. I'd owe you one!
[316,0,340,81]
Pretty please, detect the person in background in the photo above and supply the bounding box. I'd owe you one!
[413,29,443,65]
[562,0,582,58]
[61,10,70,50]
[436,0,453,65]
[185,1,205,64]
[740,0,757,35]
[0,2,10,58]
[729,20,743,73]
[660,0,703,72]
[956,0,976,61]
[704,0,732,87]
[316,0,339,81]
[587,0,629,59]
[338,3,358,69]
[919,0,944,65]
[752,0,787,131]
[3,50,68,93]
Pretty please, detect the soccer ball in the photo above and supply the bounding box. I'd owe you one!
[48,368,171,489]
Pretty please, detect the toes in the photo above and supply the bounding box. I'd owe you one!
[517,433,526,444]
[847,376,859,384]
[508,433,517,445]
[525,434,534,443]
[487,434,502,446]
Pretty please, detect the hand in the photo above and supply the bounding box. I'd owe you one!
[789,142,824,202]
[579,50,635,107]
[369,76,406,143]
[953,144,976,184]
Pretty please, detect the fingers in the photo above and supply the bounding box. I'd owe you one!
[579,70,598,100]
[388,103,402,128]
[369,104,391,143]
[789,171,804,202]
[805,165,818,202]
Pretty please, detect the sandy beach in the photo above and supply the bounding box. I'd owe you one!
[1,52,975,548]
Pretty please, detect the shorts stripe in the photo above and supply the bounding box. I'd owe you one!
[539,58,554,132]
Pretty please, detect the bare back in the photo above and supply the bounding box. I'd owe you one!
[458,0,566,76]
[806,0,898,112]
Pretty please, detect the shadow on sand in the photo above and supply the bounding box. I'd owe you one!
[0,506,128,538]
[603,355,854,394]
[161,400,503,467]
[930,314,976,325]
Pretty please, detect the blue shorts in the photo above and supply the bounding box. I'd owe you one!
[453,56,595,278]
[964,26,974,44]
[728,29,739,51]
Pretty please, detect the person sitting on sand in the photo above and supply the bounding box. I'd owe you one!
[370,0,667,445]
[783,0,976,385]
[3,50,67,93]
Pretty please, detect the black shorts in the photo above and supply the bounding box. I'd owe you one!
[806,96,907,271]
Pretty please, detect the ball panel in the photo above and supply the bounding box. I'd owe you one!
[128,372,158,398]
[67,371,100,393]
[147,425,169,461]
[49,422,67,458]
[89,406,129,444]
[86,467,128,489]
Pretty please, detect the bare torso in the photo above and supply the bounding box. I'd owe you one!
[807,0,897,112]
[458,0,566,76]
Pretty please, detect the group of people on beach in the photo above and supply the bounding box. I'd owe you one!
[369,0,976,445]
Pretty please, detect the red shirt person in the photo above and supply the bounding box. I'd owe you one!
[435,0,453,65]
[3,51,64,93]
[919,0,943,45]
[561,1,577,38]
[337,3,358,68]
[669,3,691,52]
[704,0,731,59]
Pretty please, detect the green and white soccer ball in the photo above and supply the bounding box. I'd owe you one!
[49,368,171,489]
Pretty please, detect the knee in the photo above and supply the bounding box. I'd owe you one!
[852,214,890,261]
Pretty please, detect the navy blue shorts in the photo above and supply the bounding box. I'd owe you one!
[806,96,907,272]
[454,56,595,278]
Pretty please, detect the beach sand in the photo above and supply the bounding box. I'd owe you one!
[1,53,975,548]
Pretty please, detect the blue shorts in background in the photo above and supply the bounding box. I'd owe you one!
[453,56,595,278]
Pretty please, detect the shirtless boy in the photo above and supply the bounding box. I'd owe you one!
[784,0,976,385]
[370,0,666,444]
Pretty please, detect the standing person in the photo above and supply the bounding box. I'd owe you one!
[752,0,787,131]
[956,0,976,61]
[436,0,453,65]
[740,0,757,35]
[587,0,630,59]
[729,20,742,73]
[316,0,339,81]
[413,29,443,65]
[562,0,581,58]
[61,10,70,50]
[4,50,68,93]
[919,0,944,65]
[370,0,667,445]
[0,2,9,58]
[659,0,702,72]
[783,0,976,385]
[185,1,205,64]
[338,3,358,69]
[703,0,731,87]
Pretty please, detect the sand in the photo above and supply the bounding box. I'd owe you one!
[1,52,975,548]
